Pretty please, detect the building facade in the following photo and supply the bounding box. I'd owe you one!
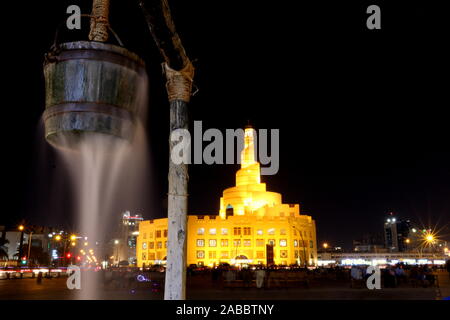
[384,213,412,252]
[0,226,54,266]
[114,211,143,266]
[137,126,317,267]
[318,251,448,266]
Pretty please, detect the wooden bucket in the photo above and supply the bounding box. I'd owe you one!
[43,41,147,146]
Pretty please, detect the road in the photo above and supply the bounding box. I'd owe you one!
[0,271,447,300]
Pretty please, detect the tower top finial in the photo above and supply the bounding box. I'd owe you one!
[245,120,253,129]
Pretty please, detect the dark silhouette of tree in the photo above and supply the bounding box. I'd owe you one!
[20,244,50,266]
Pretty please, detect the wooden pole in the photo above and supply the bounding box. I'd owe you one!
[140,0,194,300]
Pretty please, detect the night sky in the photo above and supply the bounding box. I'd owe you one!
[1,1,449,249]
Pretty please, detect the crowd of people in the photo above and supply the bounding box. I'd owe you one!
[207,265,310,289]
[349,263,443,288]
[196,262,450,289]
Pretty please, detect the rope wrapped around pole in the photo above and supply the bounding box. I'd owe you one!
[163,61,194,103]
[89,0,110,42]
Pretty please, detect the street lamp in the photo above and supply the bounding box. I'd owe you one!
[17,225,35,266]
[323,243,329,249]
[17,225,25,265]
[26,231,33,267]
[114,240,120,266]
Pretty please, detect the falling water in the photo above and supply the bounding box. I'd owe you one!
[44,76,151,299]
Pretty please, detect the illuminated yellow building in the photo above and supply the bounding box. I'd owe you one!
[137,126,317,267]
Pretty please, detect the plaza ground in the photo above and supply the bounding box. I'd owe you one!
[0,270,448,300]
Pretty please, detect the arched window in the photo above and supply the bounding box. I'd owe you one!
[226,204,234,217]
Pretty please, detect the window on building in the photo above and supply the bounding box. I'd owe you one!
[128,236,137,249]
[209,228,217,235]
[142,242,147,249]
[164,241,167,248]
[280,250,288,258]
[256,251,265,259]
[280,239,287,247]
[280,228,287,235]
[268,228,275,235]
[233,239,241,247]
[309,231,312,239]
[243,239,251,247]
[149,242,154,249]
[209,239,217,247]
[243,227,251,235]
[156,230,161,238]
[142,253,147,260]
[149,253,155,260]
[220,239,229,247]
[197,228,205,235]
[257,229,263,235]
[164,229,168,237]
[149,231,153,239]
[233,227,241,236]
[256,239,265,247]
[197,250,205,259]
[143,233,147,240]
[221,228,228,235]
[268,239,275,246]
[196,239,205,247]
[221,251,229,258]
[157,241,162,249]
[208,251,216,259]
[310,240,314,248]
[294,240,298,247]
[295,250,299,258]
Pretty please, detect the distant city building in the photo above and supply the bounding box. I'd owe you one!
[384,212,411,252]
[382,212,448,255]
[0,225,54,266]
[353,243,386,253]
[353,232,385,253]
[114,211,143,266]
[318,251,448,267]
